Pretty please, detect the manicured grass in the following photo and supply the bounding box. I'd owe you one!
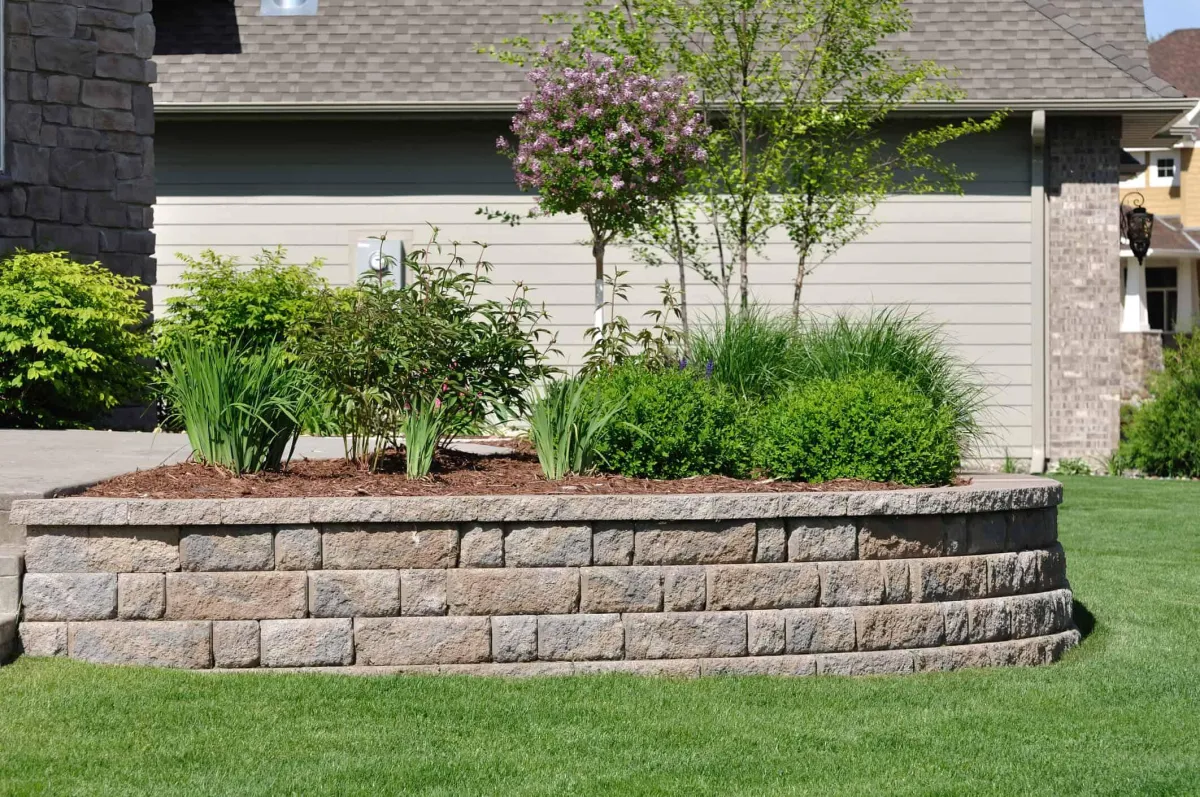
[1,477,1198,795]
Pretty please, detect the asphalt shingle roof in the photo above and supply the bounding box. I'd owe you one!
[152,0,1183,106]
[1149,29,1200,98]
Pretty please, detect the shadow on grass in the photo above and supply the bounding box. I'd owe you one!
[1073,599,1095,641]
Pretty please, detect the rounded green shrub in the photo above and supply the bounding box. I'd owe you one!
[589,364,751,479]
[1122,333,1200,477]
[0,251,150,428]
[752,371,960,485]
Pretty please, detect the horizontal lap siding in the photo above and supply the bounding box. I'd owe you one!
[154,119,1034,464]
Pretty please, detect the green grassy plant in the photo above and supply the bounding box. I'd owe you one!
[687,306,799,398]
[527,378,626,480]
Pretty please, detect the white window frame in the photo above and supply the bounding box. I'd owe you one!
[1149,151,1180,188]
[1119,151,1146,189]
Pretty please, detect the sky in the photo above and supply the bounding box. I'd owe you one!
[1144,0,1200,39]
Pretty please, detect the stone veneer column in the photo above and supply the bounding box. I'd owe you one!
[1046,116,1122,465]
[2,0,156,286]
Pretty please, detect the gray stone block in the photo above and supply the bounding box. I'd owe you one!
[538,614,623,661]
[309,570,399,618]
[492,615,537,663]
[662,566,706,611]
[700,655,817,677]
[34,38,98,77]
[95,54,145,82]
[23,573,116,621]
[707,564,820,610]
[19,622,67,657]
[117,572,164,620]
[354,617,491,666]
[747,610,785,655]
[0,576,17,615]
[69,621,212,669]
[1008,510,1052,551]
[275,526,321,570]
[634,520,756,565]
[1007,590,1073,639]
[817,650,914,676]
[783,608,855,654]
[624,612,746,659]
[854,604,944,651]
[817,561,884,607]
[881,560,912,604]
[50,148,116,191]
[943,601,969,645]
[400,569,447,616]
[967,513,1007,554]
[446,568,578,616]
[573,659,701,677]
[911,556,988,602]
[81,79,132,110]
[858,516,944,560]
[30,3,78,37]
[459,524,503,567]
[165,572,306,621]
[46,75,81,104]
[322,524,458,570]
[261,619,353,668]
[581,567,661,613]
[967,596,1010,643]
[180,527,273,572]
[787,519,857,561]
[755,521,786,563]
[592,523,633,566]
[26,526,179,573]
[213,620,259,668]
[505,523,591,567]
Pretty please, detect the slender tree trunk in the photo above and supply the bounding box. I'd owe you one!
[592,238,606,343]
[670,205,690,343]
[792,253,807,319]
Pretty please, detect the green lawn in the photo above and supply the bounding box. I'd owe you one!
[1,477,1197,796]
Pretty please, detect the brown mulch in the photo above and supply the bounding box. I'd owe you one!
[78,448,963,499]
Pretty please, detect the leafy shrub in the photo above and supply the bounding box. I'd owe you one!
[402,395,473,480]
[1052,458,1092,477]
[158,337,316,474]
[1121,333,1200,477]
[0,251,149,428]
[528,377,626,480]
[588,363,751,479]
[154,248,326,357]
[752,372,960,485]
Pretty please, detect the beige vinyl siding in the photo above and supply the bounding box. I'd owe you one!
[155,118,1034,466]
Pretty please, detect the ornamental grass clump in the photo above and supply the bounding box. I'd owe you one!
[528,377,626,480]
[687,306,800,398]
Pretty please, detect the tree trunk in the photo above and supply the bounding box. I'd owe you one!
[670,206,690,343]
[792,253,807,319]
[739,239,749,312]
[592,238,606,343]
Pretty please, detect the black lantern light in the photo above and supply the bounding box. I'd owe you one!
[1122,192,1155,266]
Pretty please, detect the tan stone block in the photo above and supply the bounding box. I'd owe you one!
[68,621,212,669]
[662,566,705,611]
[912,556,988,602]
[22,573,115,621]
[783,608,855,654]
[505,523,591,567]
[459,524,503,567]
[180,526,273,571]
[25,526,179,573]
[633,521,756,565]
[446,568,578,615]
[986,553,1021,597]
[574,659,701,677]
[322,524,458,570]
[400,569,447,616]
[439,662,574,677]
[943,601,969,645]
[581,567,661,613]
[18,621,67,657]
[788,519,856,561]
[592,523,633,566]
[881,560,912,604]
[624,612,746,659]
[701,655,817,676]
[354,616,491,665]
[492,615,537,662]
[857,516,944,560]
[967,596,1010,643]
[708,564,819,610]
[165,572,306,620]
[817,650,914,676]
[275,526,321,570]
[1007,590,1073,639]
[309,570,399,618]
[213,620,259,668]
[747,610,785,655]
[1037,544,1068,591]
[261,618,353,667]
[537,614,623,661]
[755,521,786,563]
[854,604,944,651]
[818,561,884,607]
[117,572,164,620]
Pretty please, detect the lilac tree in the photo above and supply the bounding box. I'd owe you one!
[498,48,708,337]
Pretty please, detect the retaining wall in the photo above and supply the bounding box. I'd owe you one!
[8,478,1078,676]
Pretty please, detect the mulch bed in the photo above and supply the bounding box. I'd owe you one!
[78,448,961,499]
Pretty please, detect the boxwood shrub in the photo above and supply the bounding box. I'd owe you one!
[1121,333,1200,477]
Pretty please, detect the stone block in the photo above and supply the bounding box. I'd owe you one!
[23,573,116,621]
[967,513,1007,554]
[117,573,164,620]
[446,568,578,615]
[987,553,1020,597]
[581,567,661,613]
[8,103,42,145]
[0,576,18,614]
[505,523,591,567]
[817,651,914,676]
[309,570,399,618]
[492,615,537,663]
[787,520,857,561]
[69,621,212,669]
[213,620,260,668]
[81,7,137,30]
[322,524,458,570]
[459,524,503,567]
[37,222,99,254]
[95,54,145,82]
[624,612,746,659]
[943,601,969,645]
[701,655,817,676]
[708,564,820,610]
[180,527,273,572]
[19,622,67,657]
[538,614,623,661]
[34,38,98,77]
[633,521,756,565]
[354,617,491,666]
[9,143,50,185]
[943,515,968,556]
[747,610,785,655]
[858,516,945,559]
[592,523,633,566]
[95,28,137,55]
[911,556,988,602]
[913,643,996,672]
[134,12,155,58]
[1007,590,1073,639]
[165,572,306,620]
[87,194,130,227]
[95,109,135,132]
[881,560,911,604]
[400,570,447,616]
[662,566,706,611]
[26,526,179,573]
[967,597,1010,643]
[1008,510,1055,551]
[276,526,321,570]
[854,604,944,651]
[574,659,701,677]
[261,619,353,667]
[1038,544,1068,591]
[30,3,79,37]
[783,608,855,654]
[818,561,884,607]
[47,75,81,104]
[755,521,787,563]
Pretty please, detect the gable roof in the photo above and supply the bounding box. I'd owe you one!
[152,0,1185,110]
[1149,29,1200,98]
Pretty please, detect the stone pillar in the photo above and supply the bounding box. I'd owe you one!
[3,0,156,287]
[1046,117,1122,465]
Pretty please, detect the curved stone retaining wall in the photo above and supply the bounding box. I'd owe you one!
[8,478,1077,676]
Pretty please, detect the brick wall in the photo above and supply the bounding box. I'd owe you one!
[2,0,155,286]
[1047,117,1122,466]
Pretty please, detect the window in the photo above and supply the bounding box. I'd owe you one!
[1146,266,1179,332]
[1149,152,1180,188]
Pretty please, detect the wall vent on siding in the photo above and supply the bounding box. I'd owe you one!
[261,0,318,16]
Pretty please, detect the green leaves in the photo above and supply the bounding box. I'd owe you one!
[528,377,626,481]
[1121,332,1200,477]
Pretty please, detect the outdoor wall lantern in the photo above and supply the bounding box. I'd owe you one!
[1123,192,1155,266]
